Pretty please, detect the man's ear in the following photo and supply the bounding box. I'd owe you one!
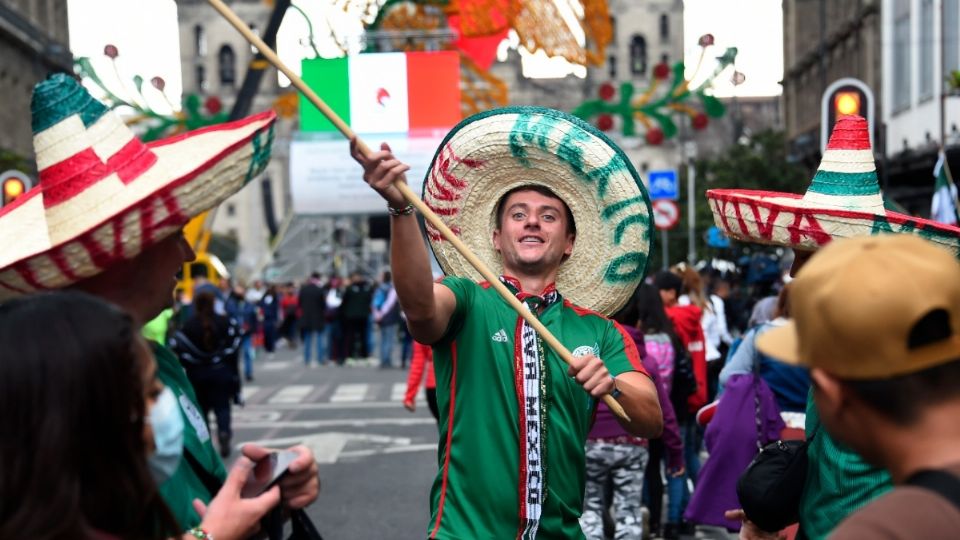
[492,227,502,252]
[810,368,848,421]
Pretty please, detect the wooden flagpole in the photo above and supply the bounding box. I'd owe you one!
[205,0,631,422]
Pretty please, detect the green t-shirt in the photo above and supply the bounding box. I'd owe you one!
[427,277,644,539]
[799,389,892,540]
[151,342,228,530]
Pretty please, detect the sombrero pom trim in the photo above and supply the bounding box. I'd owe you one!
[0,74,276,299]
[706,115,960,257]
[422,106,652,316]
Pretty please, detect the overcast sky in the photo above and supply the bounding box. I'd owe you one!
[67,0,783,108]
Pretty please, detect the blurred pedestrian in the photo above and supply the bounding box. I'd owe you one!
[403,341,438,422]
[323,276,344,364]
[340,272,373,362]
[259,284,280,357]
[299,272,327,366]
[169,291,242,458]
[279,282,300,349]
[374,271,401,368]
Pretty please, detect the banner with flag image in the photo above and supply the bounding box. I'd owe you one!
[931,150,960,226]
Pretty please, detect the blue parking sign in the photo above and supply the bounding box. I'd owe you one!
[647,169,679,200]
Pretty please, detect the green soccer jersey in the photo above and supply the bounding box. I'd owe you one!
[151,342,227,530]
[427,276,645,539]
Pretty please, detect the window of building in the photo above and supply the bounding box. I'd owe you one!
[892,0,912,111]
[609,16,617,45]
[946,0,959,77]
[630,35,647,76]
[608,54,617,79]
[249,23,259,54]
[226,203,236,217]
[219,45,236,87]
[919,0,935,100]
[659,14,669,42]
[194,24,206,56]
[196,64,207,94]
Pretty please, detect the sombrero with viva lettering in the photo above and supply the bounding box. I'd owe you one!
[422,106,653,316]
[0,74,275,300]
[708,115,960,256]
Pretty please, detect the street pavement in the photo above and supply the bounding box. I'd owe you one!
[224,346,735,539]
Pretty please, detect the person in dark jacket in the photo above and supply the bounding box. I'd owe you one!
[259,284,280,356]
[169,291,242,458]
[339,272,374,362]
[299,272,327,366]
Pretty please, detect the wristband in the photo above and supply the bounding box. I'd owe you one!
[610,376,622,399]
[387,203,415,217]
[187,526,214,540]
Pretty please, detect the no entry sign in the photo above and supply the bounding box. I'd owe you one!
[652,199,680,230]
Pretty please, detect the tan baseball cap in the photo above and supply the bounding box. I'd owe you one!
[756,235,960,379]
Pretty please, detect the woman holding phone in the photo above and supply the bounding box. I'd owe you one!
[0,291,277,540]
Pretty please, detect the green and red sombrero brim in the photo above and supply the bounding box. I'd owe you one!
[0,74,276,300]
[707,115,960,257]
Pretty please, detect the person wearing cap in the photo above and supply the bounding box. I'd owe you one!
[755,235,960,538]
[0,74,319,532]
[351,107,662,539]
[709,115,960,540]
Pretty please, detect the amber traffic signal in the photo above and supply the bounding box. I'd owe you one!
[0,171,31,206]
[821,78,874,154]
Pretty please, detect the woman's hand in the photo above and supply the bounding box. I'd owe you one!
[192,457,281,540]
[723,509,788,540]
[242,443,320,510]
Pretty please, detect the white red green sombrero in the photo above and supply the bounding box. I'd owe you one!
[707,115,960,256]
[422,106,652,316]
[0,74,276,300]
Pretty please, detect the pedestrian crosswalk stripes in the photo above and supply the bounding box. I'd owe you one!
[237,382,422,407]
[330,383,369,402]
[268,384,315,404]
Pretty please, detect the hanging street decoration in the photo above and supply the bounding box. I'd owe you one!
[572,35,738,145]
[74,44,297,143]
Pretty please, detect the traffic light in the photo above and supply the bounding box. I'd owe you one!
[0,170,31,206]
[821,78,874,154]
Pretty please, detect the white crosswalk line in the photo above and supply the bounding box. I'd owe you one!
[268,384,315,404]
[241,385,261,402]
[330,383,369,402]
[390,383,406,401]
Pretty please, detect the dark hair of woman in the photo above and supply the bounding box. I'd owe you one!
[0,291,179,540]
[634,283,673,335]
[194,290,218,351]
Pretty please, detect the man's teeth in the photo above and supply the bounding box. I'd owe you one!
[520,237,543,243]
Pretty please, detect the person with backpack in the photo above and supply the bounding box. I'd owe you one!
[170,291,242,458]
[755,235,960,539]
[653,270,706,538]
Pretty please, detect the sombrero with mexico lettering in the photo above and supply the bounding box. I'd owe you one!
[422,106,653,316]
[0,73,275,300]
[707,115,960,256]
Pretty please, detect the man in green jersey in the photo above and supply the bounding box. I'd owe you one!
[352,108,663,539]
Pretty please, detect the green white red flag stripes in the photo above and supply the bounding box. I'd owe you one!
[299,51,461,134]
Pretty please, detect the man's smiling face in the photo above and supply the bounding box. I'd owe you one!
[493,188,575,277]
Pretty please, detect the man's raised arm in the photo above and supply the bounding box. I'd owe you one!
[350,137,455,344]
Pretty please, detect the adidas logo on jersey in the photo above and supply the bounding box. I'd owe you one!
[491,329,509,343]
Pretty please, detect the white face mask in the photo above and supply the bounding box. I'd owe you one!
[147,387,184,485]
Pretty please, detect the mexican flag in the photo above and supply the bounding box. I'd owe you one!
[931,151,959,225]
[299,51,461,135]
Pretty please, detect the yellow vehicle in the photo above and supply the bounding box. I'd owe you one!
[175,211,230,301]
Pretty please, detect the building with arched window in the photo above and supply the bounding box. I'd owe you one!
[218,44,236,86]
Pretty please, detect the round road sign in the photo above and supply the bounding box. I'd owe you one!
[652,199,680,230]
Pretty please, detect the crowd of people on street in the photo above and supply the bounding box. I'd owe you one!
[3,75,960,540]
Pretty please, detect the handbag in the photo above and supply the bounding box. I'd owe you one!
[735,338,815,533]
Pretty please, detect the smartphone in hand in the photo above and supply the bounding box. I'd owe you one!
[240,449,299,498]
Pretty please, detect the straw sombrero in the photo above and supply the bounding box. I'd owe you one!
[707,115,960,257]
[0,74,276,300]
[422,106,652,316]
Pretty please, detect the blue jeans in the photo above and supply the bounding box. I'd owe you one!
[302,329,325,365]
[667,420,702,523]
[378,323,398,367]
[242,335,255,379]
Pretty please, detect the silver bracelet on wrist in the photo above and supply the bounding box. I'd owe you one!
[387,203,415,216]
